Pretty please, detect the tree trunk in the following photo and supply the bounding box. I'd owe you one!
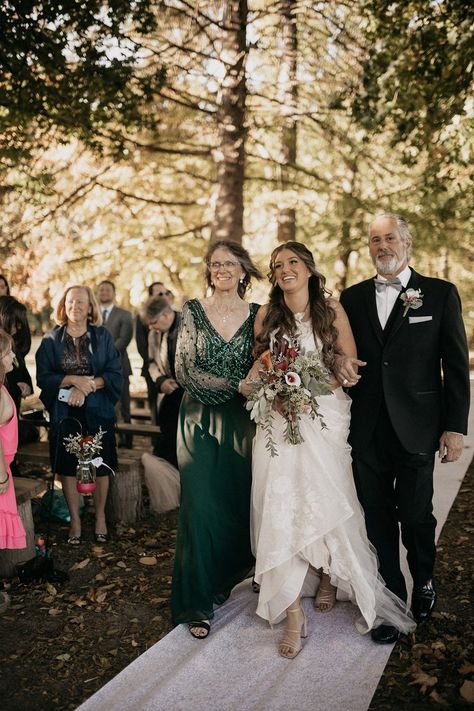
[211,0,248,245]
[277,0,298,243]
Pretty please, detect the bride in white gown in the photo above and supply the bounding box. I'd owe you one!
[247,242,415,659]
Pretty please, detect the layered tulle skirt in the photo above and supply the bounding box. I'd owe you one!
[251,387,415,634]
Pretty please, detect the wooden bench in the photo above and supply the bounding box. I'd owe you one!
[130,407,152,421]
[115,422,161,438]
[0,477,47,578]
[18,416,160,440]
[130,391,149,408]
[16,441,143,525]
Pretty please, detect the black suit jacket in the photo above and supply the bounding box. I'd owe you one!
[340,268,470,455]
[103,306,133,378]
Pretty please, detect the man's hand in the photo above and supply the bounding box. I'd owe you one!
[17,382,32,397]
[160,378,179,395]
[438,432,464,463]
[334,355,366,387]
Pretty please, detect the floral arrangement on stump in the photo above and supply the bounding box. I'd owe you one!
[63,429,106,493]
[246,338,333,456]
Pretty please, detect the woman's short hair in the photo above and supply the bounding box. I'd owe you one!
[204,240,263,298]
[54,285,102,326]
[142,296,173,323]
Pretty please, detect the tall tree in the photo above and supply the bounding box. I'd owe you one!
[276,0,298,243]
[211,0,248,244]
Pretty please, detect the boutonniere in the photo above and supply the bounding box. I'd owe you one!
[400,288,423,317]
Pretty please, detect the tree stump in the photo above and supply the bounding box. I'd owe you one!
[0,478,46,578]
[106,457,143,524]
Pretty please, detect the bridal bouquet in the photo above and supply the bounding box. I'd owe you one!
[245,338,333,456]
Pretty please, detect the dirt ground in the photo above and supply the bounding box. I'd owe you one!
[0,461,472,711]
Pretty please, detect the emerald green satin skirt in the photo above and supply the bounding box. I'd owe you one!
[171,393,255,624]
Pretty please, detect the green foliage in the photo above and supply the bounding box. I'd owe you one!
[0,0,165,173]
[354,0,474,159]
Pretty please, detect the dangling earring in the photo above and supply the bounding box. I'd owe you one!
[239,276,245,284]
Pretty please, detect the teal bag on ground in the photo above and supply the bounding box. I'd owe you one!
[40,490,85,523]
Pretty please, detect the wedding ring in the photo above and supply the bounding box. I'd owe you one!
[342,378,349,386]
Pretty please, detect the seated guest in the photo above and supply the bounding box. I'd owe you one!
[135,282,174,421]
[36,285,121,544]
[142,296,182,467]
[97,280,134,448]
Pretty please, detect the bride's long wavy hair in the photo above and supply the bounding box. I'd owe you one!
[254,242,340,370]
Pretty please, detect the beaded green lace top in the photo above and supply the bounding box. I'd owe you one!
[175,299,259,405]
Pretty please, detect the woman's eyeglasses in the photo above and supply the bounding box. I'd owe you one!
[209,261,239,271]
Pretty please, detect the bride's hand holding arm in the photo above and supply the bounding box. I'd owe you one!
[239,305,267,398]
[330,300,366,388]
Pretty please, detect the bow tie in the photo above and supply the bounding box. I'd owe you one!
[374,277,403,292]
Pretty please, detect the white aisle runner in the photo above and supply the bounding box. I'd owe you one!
[78,384,473,711]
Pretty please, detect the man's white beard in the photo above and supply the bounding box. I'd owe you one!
[375,254,404,275]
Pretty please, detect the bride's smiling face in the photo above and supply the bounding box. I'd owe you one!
[272,249,311,293]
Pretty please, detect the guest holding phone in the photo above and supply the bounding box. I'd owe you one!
[36,286,122,544]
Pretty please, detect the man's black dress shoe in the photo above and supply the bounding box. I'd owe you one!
[412,579,436,623]
[371,624,400,644]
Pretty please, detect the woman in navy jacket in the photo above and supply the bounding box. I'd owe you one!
[36,285,122,544]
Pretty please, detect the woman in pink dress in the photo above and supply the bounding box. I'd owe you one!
[0,328,27,550]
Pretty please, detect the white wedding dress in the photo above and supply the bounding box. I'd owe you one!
[251,317,416,634]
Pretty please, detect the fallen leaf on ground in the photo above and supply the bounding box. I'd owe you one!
[139,556,157,566]
[459,662,474,675]
[460,680,474,703]
[410,667,438,692]
[429,689,450,706]
[70,558,90,570]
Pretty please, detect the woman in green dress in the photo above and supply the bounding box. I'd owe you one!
[172,240,263,638]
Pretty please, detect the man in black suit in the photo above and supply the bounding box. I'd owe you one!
[142,296,182,467]
[339,213,470,643]
[97,280,134,447]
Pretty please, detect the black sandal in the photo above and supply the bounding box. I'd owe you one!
[252,577,260,593]
[188,620,210,639]
[67,535,82,546]
[94,532,109,544]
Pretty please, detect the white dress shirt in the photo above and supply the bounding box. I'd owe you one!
[375,265,411,328]
[101,304,114,323]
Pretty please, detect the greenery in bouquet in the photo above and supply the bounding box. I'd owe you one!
[245,338,333,456]
[63,428,105,462]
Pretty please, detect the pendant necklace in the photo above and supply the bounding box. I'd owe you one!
[213,296,238,324]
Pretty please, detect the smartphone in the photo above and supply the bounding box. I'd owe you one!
[58,388,71,403]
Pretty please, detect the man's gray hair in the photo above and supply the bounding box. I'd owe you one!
[142,296,173,322]
[369,212,413,259]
